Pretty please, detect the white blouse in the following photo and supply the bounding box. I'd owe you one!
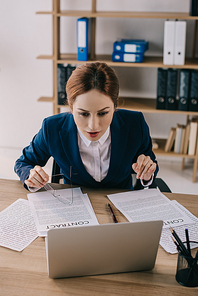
[77,127,111,182]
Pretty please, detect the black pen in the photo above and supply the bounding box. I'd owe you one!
[185,228,191,256]
[108,203,118,223]
[170,227,191,257]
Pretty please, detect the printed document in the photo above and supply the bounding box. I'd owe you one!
[0,199,38,252]
[107,189,193,229]
[108,189,198,253]
[28,187,99,236]
[160,200,198,253]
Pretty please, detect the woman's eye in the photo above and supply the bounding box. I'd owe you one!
[80,112,89,117]
[98,112,108,116]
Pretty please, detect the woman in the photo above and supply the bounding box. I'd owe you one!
[14,62,158,190]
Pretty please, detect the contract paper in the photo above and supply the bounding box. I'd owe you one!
[27,187,99,236]
[160,200,198,254]
[0,199,38,252]
[107,189,193,229]
[107,189,198,254]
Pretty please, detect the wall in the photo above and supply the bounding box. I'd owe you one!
[0,0,194,178]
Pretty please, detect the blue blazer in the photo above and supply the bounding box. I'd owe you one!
[14,109,158,189]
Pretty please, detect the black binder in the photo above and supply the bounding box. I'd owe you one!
[190,0,198,16]
[189,70,198,112]
[166,69,178,110]
[66,64,76,84]
[156,68,167,109]
[57,64,76,106]
[178,69,191,111]
[57,64,67,105]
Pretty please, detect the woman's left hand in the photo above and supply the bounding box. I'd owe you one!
[132,154,156,181]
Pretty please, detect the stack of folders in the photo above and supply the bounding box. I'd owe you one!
[156,68,198,112]
[57,64,76,105]
[112,39,148,63]
[164,118,198,155]
[163,20,186,66]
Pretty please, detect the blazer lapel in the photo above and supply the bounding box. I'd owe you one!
[59,114,97,185]
[102,111,128,184]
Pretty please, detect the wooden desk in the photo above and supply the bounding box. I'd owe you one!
[0,179,198,296]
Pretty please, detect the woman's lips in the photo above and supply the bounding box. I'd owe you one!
[87,131,100,138]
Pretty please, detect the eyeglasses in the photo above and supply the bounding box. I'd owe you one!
[43,166,74,205]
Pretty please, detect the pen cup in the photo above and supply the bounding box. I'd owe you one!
[175,241,198,287]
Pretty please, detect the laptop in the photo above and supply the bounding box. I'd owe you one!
[45,220,163,279]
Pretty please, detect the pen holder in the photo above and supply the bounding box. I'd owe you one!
[175,241,198,287]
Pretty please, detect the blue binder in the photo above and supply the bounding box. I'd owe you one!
[113,39,148,53]
[112,52,143,63]
[77,18,89,61]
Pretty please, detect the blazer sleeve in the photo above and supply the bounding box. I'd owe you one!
[14,119,51,189]
[134,112,159,179]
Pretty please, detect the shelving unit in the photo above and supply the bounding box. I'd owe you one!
[36,0,198,182]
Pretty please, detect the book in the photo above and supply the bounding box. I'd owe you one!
[174,124,185,153]
[180,126,186,154]
[164,127,176,152]
[183,122,191,154]
[188,119,198,155]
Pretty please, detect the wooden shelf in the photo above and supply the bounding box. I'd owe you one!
[36,11,53,15]
[120,97,198,115]
[55,54,198,69]
[37,55,54,60]
[38,97,54,103]
[153,139,196,158]
[37,11,198,20]
[49,97,198,116]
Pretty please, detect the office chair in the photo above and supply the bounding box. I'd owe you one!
[51,159,172,193]
[133,176,172,192]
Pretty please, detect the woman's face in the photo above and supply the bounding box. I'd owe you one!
[72,89,115,141]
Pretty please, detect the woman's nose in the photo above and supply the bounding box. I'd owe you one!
[88,116,99,130]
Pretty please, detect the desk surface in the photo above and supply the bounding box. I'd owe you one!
[0,179,198,296]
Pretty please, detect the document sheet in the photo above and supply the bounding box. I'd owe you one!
[0,199,38,252]
[107,189,198,253]
[28,187,99,236]
[160,200,198,253]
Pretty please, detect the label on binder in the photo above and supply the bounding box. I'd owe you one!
[124,54,136,62]
[112,52,143,63]
[124,44,137,52]
[78,21,86,47]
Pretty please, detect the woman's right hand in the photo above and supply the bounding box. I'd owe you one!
[25,165,49,189]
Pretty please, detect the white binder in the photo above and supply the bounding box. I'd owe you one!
[163,21,175,65]
[174,21,186,65]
